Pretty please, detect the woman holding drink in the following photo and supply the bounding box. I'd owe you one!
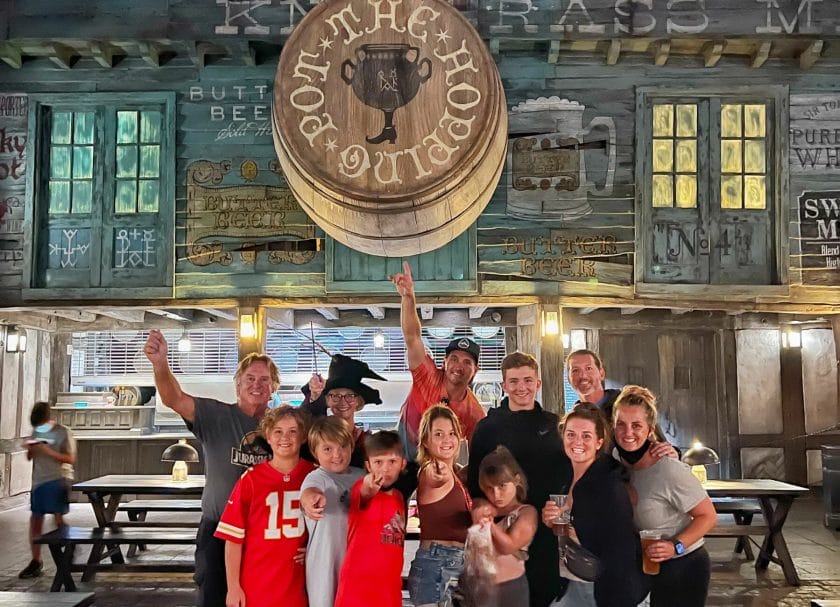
[542,404,646,607]
[612,386,717,607]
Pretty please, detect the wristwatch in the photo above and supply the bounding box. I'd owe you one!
[671,538,686,556]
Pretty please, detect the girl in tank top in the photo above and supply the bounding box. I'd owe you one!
[408,405,472,607]
[476,446,537,607]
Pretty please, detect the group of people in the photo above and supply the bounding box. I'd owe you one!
[30,259,715,607]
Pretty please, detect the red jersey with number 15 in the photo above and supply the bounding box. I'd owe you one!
[215,459,316,607]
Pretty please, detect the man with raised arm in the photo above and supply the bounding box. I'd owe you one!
[144,329,279,607]
[391,261,486,461]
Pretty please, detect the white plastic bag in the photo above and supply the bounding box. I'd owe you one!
[458,523,498,607]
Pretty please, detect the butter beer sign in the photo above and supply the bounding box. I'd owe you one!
[273,0,507,257]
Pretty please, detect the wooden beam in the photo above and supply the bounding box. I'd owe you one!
[578,307,599,315]
[420,305,434,320]
[670,309,692,315]
[366,306,385,320]
[0,43,22,69]
[90,42,116,68]
[620,307,643,315]
[47,43,75,69]
[267,308,295,329]
[0,313,57,332]
[315,307,339,321]
[799,40,824,70]
[149,309,193,323]
[39,309,97,323]
[94,309,146,323]
[489,38,500,58]
[750,41,771,68]
[139,42,161,67]
[198,307,238,321]
[468,306,487,320]
[548,40,560,64]
[606,39,621,65]
[702,41,724,67]
[226,40,256,65]
[654,40,670,66]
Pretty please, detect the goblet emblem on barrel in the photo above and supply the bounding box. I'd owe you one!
[341,43,432,144]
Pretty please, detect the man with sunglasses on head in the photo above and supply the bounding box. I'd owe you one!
[390,261,486,462]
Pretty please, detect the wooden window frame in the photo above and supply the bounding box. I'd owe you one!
[23,92,175,300]
[634,85,790,292]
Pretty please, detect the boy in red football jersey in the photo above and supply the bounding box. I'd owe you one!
[215,405,315,607]
[334,431,407,607]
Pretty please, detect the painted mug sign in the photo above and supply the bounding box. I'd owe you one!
[187,83,272,143]
[798,190,840,283]
[790,95,840,174]
[507,97,616,220]
[186,160,316,267]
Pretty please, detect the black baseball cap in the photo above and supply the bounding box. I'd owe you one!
[445,337,480,363]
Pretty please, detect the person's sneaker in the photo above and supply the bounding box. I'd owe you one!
[18,559,42,579]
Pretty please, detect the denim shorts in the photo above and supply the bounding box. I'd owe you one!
[408,543,465,606]
[31,478,69,516]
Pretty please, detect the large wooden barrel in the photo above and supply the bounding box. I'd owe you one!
[273,0,507,257]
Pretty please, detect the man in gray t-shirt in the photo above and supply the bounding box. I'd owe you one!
[144,330,277,607]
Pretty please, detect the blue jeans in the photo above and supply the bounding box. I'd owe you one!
[408,543,465,606]
[552,580,596,607]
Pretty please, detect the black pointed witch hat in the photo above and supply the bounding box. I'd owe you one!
[322,353,386,405]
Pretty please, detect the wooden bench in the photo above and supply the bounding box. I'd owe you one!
[36,526,197,591]
[712,497,762,560]
[117,499,201,556]
[0,592,94,606]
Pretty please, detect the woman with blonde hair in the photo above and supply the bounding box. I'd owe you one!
[612,386,716,607]
[408,405,473,606]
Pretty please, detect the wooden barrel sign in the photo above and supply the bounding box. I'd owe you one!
[272,0,507,257]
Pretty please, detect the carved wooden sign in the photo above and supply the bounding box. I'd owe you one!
[790,95,840,174]
[0,93,27,269]
[798,189,840,284]
[185,160,316,267]
[272,0,507,257]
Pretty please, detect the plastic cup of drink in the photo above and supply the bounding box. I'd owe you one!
[640,530,662,575]
[549,494,570,536]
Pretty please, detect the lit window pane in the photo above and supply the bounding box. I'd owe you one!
[721,104,742,138]
[653,104,673,137]
[140,145,160,178]
[745,105,766,138]
[74,112,95,144]
[721,140,742,173]
[50,146,71,179]
[721,175,743,208]
[140,111,161,143]
[72,181,92,214]
[115,180,137,214]
[117,111,138,143]
[744,176,766,209]
[653,139,674,172]
[676,140,696,173]
[676,175,697,208]
[116,146,137,178]
[652,174,673,207]
[72,146,93,179]
[676,104,697,137]
[745,140,765,173]
[139,180,160,213]
[49,181,70,214]
[51,112,72,144]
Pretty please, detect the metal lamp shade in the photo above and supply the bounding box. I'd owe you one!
[682,445,720,466]
[161,440,200,463]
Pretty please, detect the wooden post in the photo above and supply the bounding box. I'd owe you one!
[780,330,807,485]
[540,305,564,415]
[49,333,72,402]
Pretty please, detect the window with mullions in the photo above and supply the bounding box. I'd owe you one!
[24,93,174,298]
[639,88,783,286]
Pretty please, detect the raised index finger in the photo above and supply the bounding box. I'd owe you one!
[402,260,412,279]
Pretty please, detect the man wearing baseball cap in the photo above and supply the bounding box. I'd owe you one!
[391,261,486,461]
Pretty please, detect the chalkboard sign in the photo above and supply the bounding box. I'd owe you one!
[798,189,840,284]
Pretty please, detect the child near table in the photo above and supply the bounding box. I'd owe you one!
[214,405,315,607]
[334,430,407,607]
[300,416,365,607]
[19,401,76,579]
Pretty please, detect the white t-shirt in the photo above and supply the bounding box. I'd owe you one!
[630,457,709,555]
[301,466,365,607]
